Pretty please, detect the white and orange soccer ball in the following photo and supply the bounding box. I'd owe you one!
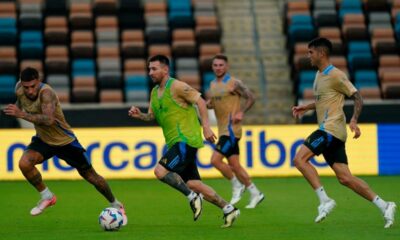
[98,207,124,231]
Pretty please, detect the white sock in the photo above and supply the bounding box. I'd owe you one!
[247,183,260,196]
[315,186,330,204]
[111,199,122,208]
[230,176,242,188]
[373,195,388,214]
[40,187,53,200]
[222,204,234,214]
[187,191,197,201]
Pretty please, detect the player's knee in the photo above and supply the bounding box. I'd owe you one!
[18,157,33,172]
[153,166,164,180]
[229,162,242,172]
[293,155,304,169]
[210,157,220,167]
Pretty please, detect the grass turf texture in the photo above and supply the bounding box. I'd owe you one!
[1,176,399,240]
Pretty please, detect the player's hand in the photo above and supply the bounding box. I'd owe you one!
[128,106,142,118]
[292,105,307,118]
[233,111,243,123]
[3,104,24,118]
[203,126,217,143]
[349,119,361,139]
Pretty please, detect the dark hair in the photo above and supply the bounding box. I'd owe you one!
[148,55,170,67]
[20,67,39,82]
[308,37,333,56]
[212,54,228,63]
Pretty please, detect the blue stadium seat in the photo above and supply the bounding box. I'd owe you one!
[125,75,149,102]
[202,72,214,92]
[20,31,42,42]
[19,31,43,59]
[19,42,43,59]
[348,41,371,54]
[288,24,316,47]
[340,0,362,9]
[291,15,313,25]
[298,82,314,97]
[72,59,95,77]
[354,70,379,88]
[125,75,148,89]
[299,70,316,84]
[168,0,194,29]
[348,53,375,72]
[0,75,16,104]
[0,18,17,45]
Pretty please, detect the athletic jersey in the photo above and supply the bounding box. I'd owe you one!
[209,74,242,138]
[313,65,357,142]
[150,78,204,149]
[16,83,75,146]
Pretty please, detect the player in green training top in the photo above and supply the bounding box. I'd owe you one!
[3,67,127,224]
[128,55,240,228]
[292,37,396,228]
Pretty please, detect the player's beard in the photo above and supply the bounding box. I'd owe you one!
[216,71,226,78]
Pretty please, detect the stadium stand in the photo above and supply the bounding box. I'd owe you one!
[1,0,400,127]
[0,0,222,106]
[287,0,400,102]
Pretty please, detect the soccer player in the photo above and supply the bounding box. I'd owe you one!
[207,54,264,208]
[292,37,396,228]
[3,67,127,225]
[128,55,240,228]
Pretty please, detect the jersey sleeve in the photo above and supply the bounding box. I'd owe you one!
[174,80,201,104]
[332,73,357,97]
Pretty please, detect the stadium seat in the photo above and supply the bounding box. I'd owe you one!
[0,18,17,45]
[45,0,67,16]
[359,87,382,99]
[125,75,149,103]
[69,3,93,30]
[0,47,17,75]
[19,13,42,30]
[93,0,118,16]
[172,29,197,57]
[99,89,123,103]
[121,30,146,59]
[0,2,17,18]
[19,31,43,60]
[72,59,95,77]
[314,10,338,27]
[148,44,172,58]
[0,75,16,104]
[354,70,379,88]
[45,16,69,45]
[365,0,388,12]
[124,59,147,76]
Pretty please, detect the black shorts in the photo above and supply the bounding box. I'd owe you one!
[159,142,201,182]
[303,130,348,167]
[215,135,240,158]
[27,136,92,170]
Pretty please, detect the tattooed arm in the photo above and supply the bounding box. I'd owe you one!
[349,91,363,139]
[128,100,155,121]
[233,79,255,113]
[231,79,255,123]
[4,89,56,126]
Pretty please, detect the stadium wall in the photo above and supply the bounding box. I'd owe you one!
[0,124,399,180]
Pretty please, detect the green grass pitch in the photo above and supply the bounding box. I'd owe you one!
[1,176,399,240]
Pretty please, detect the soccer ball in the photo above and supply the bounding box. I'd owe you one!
[98,207,124,231]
